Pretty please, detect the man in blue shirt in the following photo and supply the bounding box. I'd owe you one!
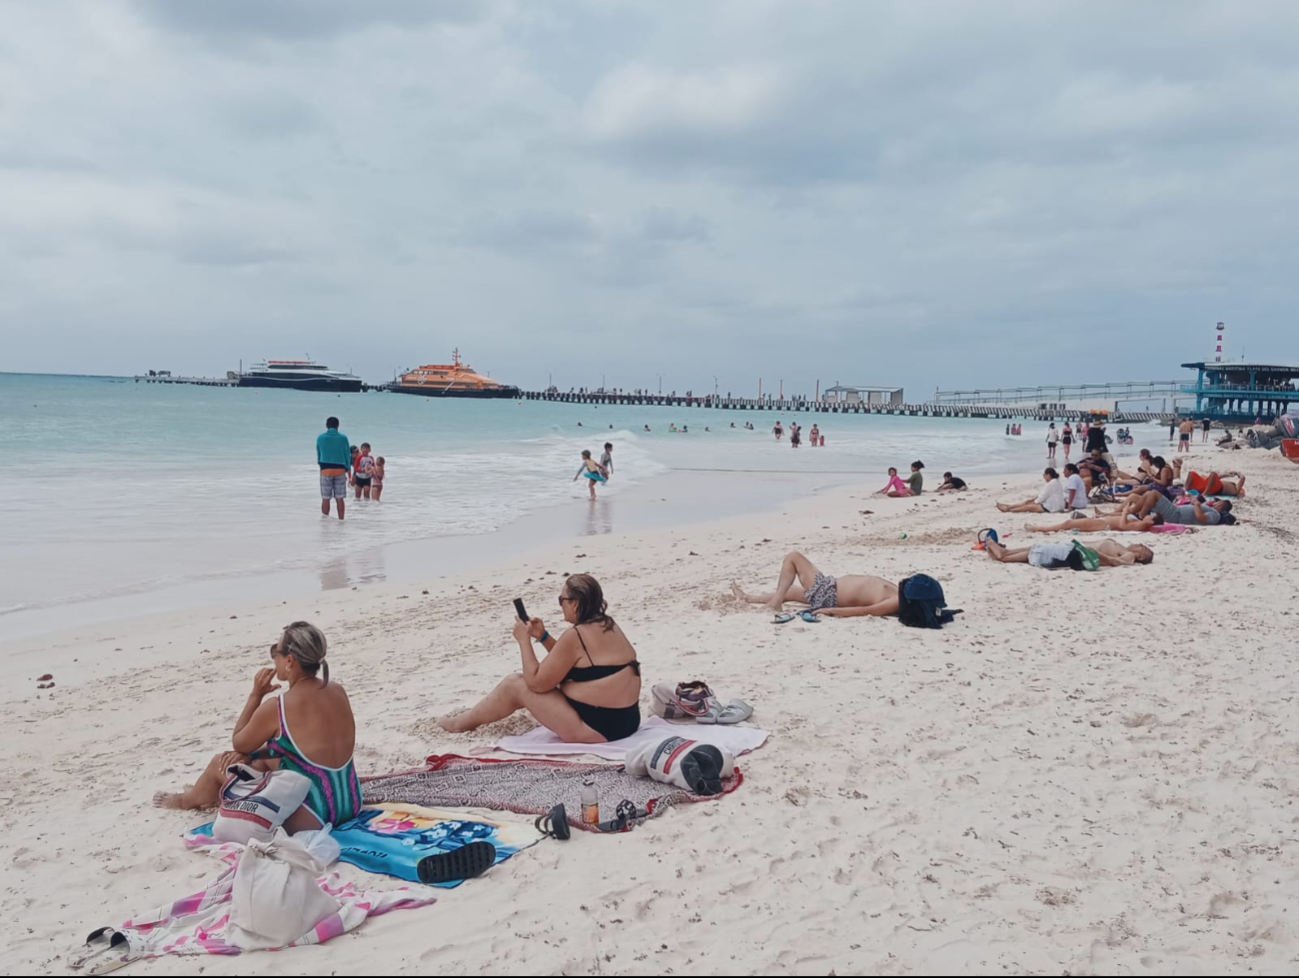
[316,416,352,520]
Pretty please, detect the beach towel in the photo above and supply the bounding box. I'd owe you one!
[362,753,745,834]
[496,715,769,761]
[188,803,540,888]
[71,841,434,972]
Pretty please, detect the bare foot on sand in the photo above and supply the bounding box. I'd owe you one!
[730,583,749,602]
[438,713,471,734]
[765,599,784,614]
[153,791,185,810]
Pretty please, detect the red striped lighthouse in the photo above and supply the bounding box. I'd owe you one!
[1214,321,1224,363]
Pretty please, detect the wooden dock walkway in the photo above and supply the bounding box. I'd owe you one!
[519,391,1173,423]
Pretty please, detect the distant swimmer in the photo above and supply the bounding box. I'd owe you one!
[574,449,607,500]
[644,425,651,432]
[773,421,784,441]
[809,424,820,446]
[790,423,801,448]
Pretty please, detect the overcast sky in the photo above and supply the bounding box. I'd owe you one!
[3,0,1297,396]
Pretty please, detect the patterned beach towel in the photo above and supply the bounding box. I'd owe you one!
[187,803,542,888]
[71,842,434,971]
[362,753,744,834]
[497,715,770,760]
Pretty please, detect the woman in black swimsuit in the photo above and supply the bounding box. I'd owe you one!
[439,574,642,743]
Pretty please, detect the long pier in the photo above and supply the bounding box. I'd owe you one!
[127,374,1176,422]
[519,391,1173,423]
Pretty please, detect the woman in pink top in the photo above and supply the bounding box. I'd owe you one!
[877,467,911,497]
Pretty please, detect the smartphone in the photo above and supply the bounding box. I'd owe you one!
[513,598,529,622]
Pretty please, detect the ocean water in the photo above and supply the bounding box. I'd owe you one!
[0,373,1075,632]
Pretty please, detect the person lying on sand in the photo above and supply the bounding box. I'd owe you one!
[1186,470,1246,496]
[986,537,1153,568]
[439,574,641,744]
[732,550,900,617]
[1111,491,1235,525]
[153,622,361,831]
[1028,513,1164,533]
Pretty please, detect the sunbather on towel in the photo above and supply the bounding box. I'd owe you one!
[154,621,362,831]
[731,550,901,617]
[439,574,642,744]
[986,537,1153,568]
[1028,513,1164,533]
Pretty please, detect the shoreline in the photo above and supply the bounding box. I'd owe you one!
[6,445,1296,974]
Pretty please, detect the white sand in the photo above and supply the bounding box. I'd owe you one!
[3,448,1297,975]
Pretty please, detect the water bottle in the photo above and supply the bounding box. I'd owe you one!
[581,778,599,826]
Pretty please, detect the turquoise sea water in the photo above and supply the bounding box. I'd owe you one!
[0,373,1064,629]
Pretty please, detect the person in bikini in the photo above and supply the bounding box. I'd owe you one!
[372,456,385,501]
[439,575,641,743]
[154,622,361,831]
[1027,513,1164,533]
[731,551,901,617]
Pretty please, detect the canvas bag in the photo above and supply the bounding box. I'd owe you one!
[625,735,735,796]
[212,765,311,845]
[230,831,340,945]
[650,681,715,721]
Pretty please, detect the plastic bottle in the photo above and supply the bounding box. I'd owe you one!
[581,778,599,826]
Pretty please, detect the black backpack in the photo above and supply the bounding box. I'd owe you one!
[896,574,961,628]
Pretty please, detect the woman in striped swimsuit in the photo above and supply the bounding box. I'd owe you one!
[153,621,362,831]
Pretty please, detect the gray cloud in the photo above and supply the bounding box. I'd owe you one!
[3,0,1298,395]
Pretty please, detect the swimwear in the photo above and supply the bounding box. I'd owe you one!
[319,473,348,498]
[562,626,641,741]
[1028,542,1074,568]
[354,476,372,487]
[265,697,362,827]
[804,572,838,611]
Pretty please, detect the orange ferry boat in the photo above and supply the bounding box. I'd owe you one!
[386,349,520,399]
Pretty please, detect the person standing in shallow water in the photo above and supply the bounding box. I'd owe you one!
[316,416,351,520]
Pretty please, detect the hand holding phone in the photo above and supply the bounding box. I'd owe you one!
[513,598,528,622]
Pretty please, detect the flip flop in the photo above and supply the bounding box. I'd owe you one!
[772,612,795,624]
[69,927,135,974]
[798,610,820,623]
[417,841,497,885]
[973,528,999,551]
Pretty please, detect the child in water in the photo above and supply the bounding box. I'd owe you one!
[574,450,607,500]
[372,456,385,501]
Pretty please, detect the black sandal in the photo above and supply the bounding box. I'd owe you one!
[416,841,497,885]
[535,803,571,841]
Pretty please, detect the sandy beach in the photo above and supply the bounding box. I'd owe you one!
[3,445,1297,976]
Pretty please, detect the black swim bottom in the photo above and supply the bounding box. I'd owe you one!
[354,476,372,486]
[565,698,641,742]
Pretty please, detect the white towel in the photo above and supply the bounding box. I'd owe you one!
[497,716,769,761]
